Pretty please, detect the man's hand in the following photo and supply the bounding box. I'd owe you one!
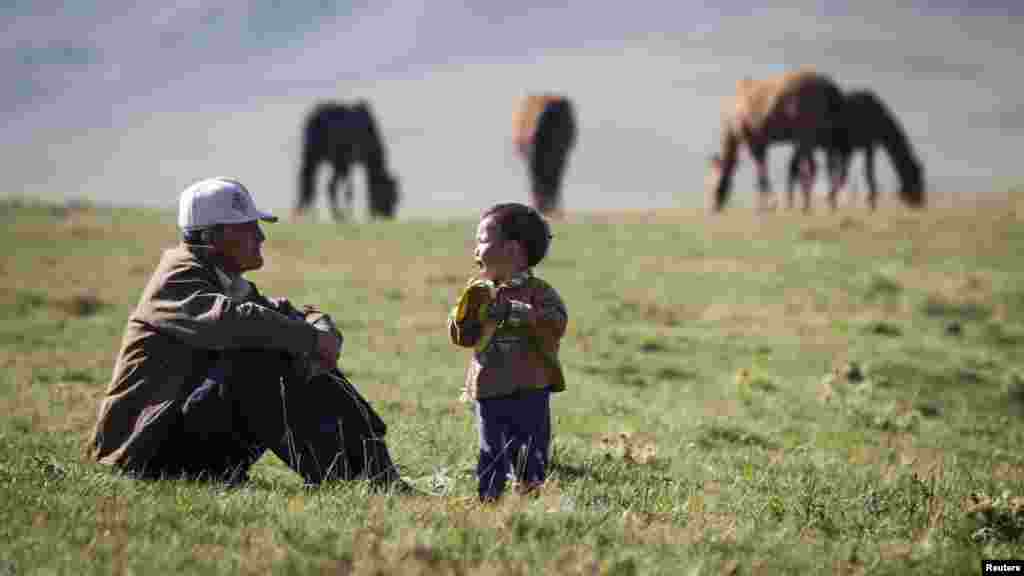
[315,331,341,372]
[269,297,302,320]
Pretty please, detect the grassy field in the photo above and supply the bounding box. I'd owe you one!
[3,192,1024,574]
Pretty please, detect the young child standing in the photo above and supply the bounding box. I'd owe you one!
[448,203,568,501]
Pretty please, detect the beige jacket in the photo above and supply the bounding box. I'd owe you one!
[90,244,318,472]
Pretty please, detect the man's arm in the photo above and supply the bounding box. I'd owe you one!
[138,261,317,357]
[251,287,342,371]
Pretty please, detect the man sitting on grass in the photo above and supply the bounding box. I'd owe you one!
[90,177,404,489]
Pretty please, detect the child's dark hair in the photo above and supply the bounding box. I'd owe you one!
[482,203,552,267]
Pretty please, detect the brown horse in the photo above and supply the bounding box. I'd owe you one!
[514,93,577,216]
[785,89,925,211]
[297,100,400,221]
[707,68,847,213]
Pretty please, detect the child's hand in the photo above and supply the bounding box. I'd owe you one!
[451,279,497,348]
[507,300,537,327]
[486,299,535,327]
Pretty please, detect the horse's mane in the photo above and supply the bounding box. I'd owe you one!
[736,66,819,95]
[729,67,828,129]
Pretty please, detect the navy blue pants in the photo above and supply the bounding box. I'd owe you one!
[475,389,551,500]
[145,350,396,486]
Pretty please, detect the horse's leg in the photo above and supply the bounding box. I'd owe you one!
[864,146,878,211]
[343,167,355,219]
[297,158,318,216]
[528,145,547,214]
[546,141,572,217]
[827,149,849,208]
[327,168,345,222]
[752,146,773,212]
[800,150,817,213]
[786,151,801,211]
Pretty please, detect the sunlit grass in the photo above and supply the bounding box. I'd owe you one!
[2,192,1024,573]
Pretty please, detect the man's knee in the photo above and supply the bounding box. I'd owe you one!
[217,350,293,408]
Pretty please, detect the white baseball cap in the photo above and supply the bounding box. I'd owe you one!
[177,177,278,230]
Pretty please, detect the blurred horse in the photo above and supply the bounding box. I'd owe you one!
[785,89,925,211]
[514,94,577,216]
[297,100,399,221]
[707,68,847,213]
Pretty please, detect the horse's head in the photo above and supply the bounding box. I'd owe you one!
[900,158,926,208]
[369,173,400,219]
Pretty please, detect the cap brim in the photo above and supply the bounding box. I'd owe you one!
[256,210,279,223]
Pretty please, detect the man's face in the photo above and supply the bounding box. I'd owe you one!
[217,220,265,273]
[474,215,516,282]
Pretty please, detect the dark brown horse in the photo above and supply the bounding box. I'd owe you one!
[785,89,925,210]
[297,100,399,221]
[707,68,847,213]
[514,94,577,216]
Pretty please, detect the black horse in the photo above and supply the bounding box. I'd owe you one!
[786,89,925,211]
[297,100,400,220]
[514,94,577,216]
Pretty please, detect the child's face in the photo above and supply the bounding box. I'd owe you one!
[474,215,519,282]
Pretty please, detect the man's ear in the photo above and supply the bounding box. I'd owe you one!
[201,225,223,248]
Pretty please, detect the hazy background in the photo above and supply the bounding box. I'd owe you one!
[3,1,1021,220]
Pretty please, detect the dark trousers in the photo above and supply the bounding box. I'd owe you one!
[146,350,398,487]
[475,389,551,500]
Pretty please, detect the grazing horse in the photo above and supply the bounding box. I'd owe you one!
[514,94,577,216]
[707,68,847,213]
[785,89,925,211]
[297,100,400,221]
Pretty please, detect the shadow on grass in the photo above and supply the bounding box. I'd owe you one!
[864,321,902,337]
[694,423,777,451]
[606,299,685,327]
[919,295,990,322]
[579,356,697,388]
[983,322,1024,349]
[548,460,602,484]
[579,363,648,388]
[870,360,964,393]
[0,289,110,318]
[864,273,903,302]
[998,289,1024,323]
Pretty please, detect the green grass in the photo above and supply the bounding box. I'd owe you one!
[3,193,1024,574]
